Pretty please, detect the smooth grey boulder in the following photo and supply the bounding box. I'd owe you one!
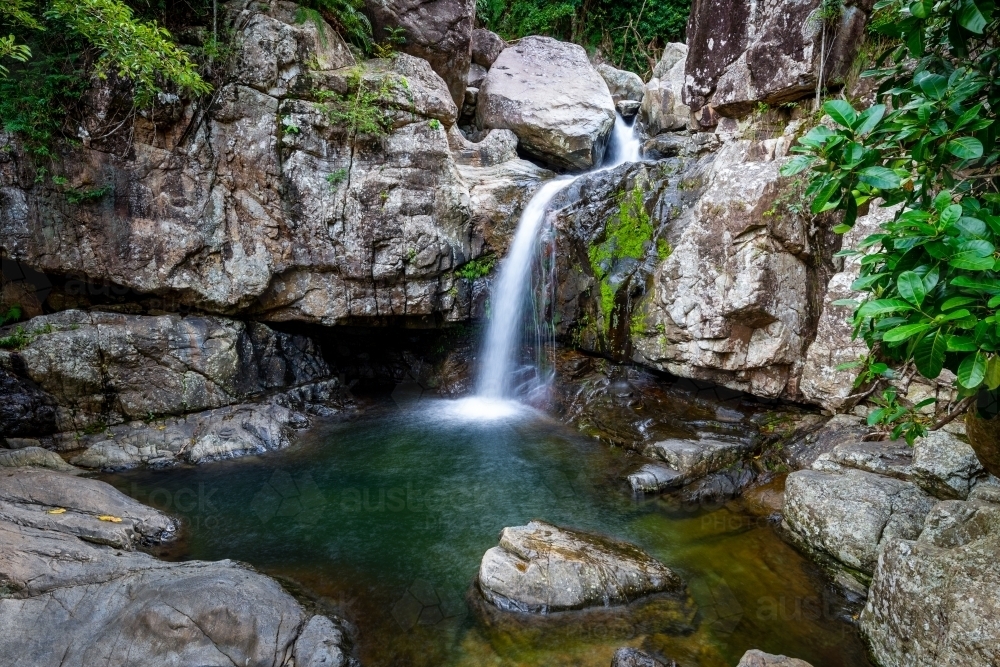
[477,520,685,613]
[782,467,936,585]
[596,63,645,103]
[628,462,684,493]
[472,28,506,67]
[293,614,352,667]
[736,650,814,667]
[652,43,688,80]
[476,36,615,170]
[0,468,176,549]
[70,401,307,470]
[0,310,328,434]
[448,125,519,167]
[911,430,985,500]
[364,0,476,107]
[0,446,78,473]
[860,492,1000,667]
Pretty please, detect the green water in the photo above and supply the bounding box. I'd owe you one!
[103,398,872,667]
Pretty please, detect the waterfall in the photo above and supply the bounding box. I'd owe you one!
[473,115,642,405]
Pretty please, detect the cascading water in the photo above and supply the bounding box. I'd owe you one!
[473,114,643,407]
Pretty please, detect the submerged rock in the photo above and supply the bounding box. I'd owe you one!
[860,487,1000,666]
[477,520,686,613]
[736,650,814,667]
[476,36,615,170]
[611,647,677,667]
[643,436,753,486]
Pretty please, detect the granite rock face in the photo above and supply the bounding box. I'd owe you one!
[365,0,476,107]
[477,520,686,613]
[683,0,873,117]
[471,28,506,68]
[641,44,690,135]
[631,133,838,400]
[0,310,327,434]
[597,63,645,103]
[860,487,1000,667]
[0,4,493,327]
[476,36,616,170]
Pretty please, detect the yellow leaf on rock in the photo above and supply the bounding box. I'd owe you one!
[98,515,123,523]
[46,508,66,514]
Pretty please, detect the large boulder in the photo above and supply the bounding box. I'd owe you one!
[596,63,645,103]
[471,28,506,68]
[641,44,690,134]
[782,466,936,588]
[364,0,476,107]
[631,135,837,399]
[737,651,814,667]
[0,310,327,434]
[0,468,355,666]
[0,5,488,327]
[477,520,686,613]
[860,487,1000,666]
[684,0,872,117]
[476,36,616,170]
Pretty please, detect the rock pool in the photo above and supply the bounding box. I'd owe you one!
[103,398,872,667]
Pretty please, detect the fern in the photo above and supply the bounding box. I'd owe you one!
[297,0,372,52]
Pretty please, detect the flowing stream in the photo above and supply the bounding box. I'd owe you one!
[474,115,643,403]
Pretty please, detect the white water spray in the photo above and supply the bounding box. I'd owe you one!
[473,115,642,405]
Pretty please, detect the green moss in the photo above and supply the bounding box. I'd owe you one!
[0,326,29,350]
[656,238,672,261]
[588,183,653,329]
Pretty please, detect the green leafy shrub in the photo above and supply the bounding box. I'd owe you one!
[296,0,372,52]
[455,255,496,280]
[783,0,999,432]
[314,66,396,139]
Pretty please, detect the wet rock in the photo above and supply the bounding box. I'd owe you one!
[460,158,552,257]
[643,436,753,486]
[0,311,327,434]
[0,446,78,473]
[0,367,57,438]
[781,414,868,470]
[476,36,615,170]
[70,402,308,470]
[596,63,645,103]
[471,28,506,68]
[611,647,677,667]
[0,468,176,549]
[477,520,686,613]
[365,0,475,107]
[782,467,936,588]
[293,614,354,667]
[736,650,814,667]
[860,492,1000,667]
[616,100,641,119]
[628,463,684,494]
[684,0,871,116]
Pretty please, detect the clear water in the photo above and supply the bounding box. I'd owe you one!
[103,399,872,667]
[476,116,643,403]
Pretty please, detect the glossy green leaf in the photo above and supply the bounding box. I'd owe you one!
[957,0,987,33]
[859,166,901,190]
[950,252,998,270]
[986,356,1000,390]
[914,329,947,378]
[957,352,987,389]
[823,100,858,129]
[915,71,948,99]
[897,271,927,306]
[854,104,886,136]
[857,299,916,317]
[946,137,984,159]
[884,323,932,342]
